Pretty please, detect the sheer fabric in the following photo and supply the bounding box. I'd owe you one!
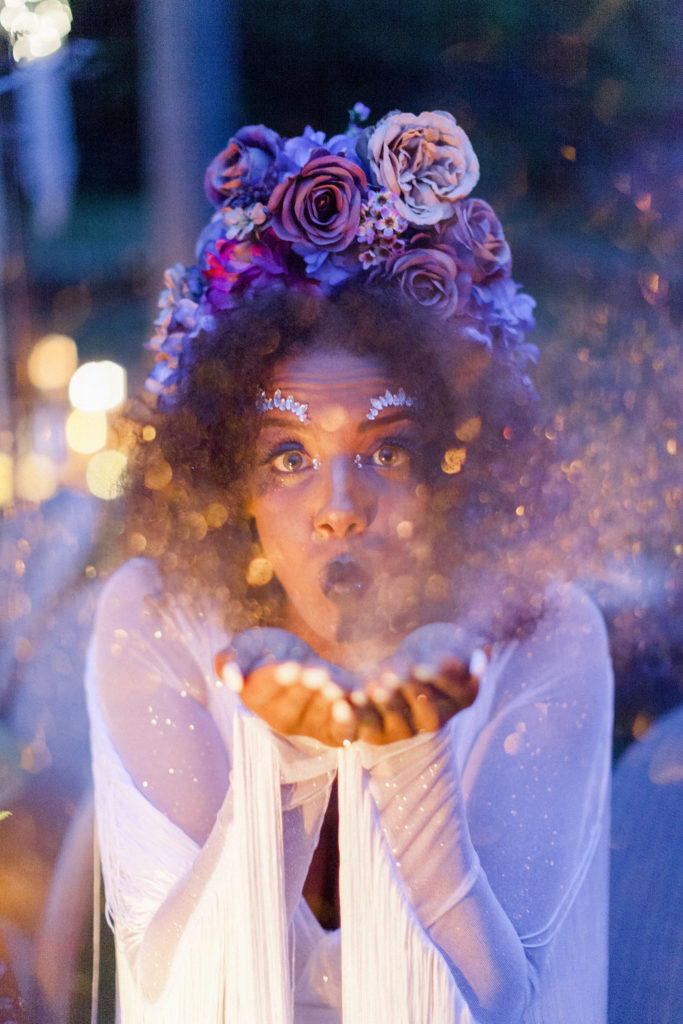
[87,558,612,1023]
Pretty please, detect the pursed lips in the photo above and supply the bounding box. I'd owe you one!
[319,554,371,601]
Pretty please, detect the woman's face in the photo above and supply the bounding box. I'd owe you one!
[247,349,435,664]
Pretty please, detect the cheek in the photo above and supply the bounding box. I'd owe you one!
[251,491,307,566]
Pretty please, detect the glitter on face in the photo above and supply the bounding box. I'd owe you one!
[256,387,309,423]
[365,387,415,421]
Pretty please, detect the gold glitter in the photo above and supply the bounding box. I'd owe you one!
[206,502,228,528]
[129,532,148,554]
[142,425,157,441]
[441,447,467,474]
[455,416,481,442]
[145,459,173,491]
[425,574,449,601]
[396,519,413,539]
[632,714,651,740]
[666,438,677,455]
[14,637,33,662]
[246,556,274,586]
[180,512,208,542]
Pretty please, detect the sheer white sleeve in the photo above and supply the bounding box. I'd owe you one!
[88,559,337,1022]
[352,583,613,1024]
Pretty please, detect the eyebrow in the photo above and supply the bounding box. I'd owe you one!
[258,415,308,430]
[358,410,419,432]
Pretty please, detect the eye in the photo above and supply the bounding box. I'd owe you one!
[371,443,411,469]
[269,447,312,474]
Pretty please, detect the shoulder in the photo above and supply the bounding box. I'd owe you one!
[494,581,613,707]
[93,558,225,708]
[96,557,162,612]
[540,580,610,647]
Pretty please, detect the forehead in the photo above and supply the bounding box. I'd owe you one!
[267,350,397,420]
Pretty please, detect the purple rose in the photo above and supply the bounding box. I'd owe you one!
[383,244,470,318]
[443,198,512,283]
[367,110,480,225]
[204,125,282,208]
[268,153,367,252]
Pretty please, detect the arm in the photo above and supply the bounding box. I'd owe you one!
[363,585,613,1023]
[91,561,334,1002]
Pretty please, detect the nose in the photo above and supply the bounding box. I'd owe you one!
[312,457,376,538]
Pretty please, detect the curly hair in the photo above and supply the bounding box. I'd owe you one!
[117,281,556,635]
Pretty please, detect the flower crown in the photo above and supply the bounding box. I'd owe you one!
[146,103,538,407]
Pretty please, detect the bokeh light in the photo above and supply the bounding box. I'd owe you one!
[14,452,58,502]
[0,453,14,506]
[64,409,107,455]
[246,556,274,586]
[68,360,126,413]
[0,0,72,63]
[26,333,78,391]
[85,449,127,500]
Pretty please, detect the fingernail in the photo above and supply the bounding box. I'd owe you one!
[350,689,368,707]
[469,648,488,678]
[412,663,436,682]
[220,662,244,693]
[369,684,390,704]
[322,680,343,702]
[274,661,300,685]
[331,699,353,724]
[379,669,400,690]
[301,667,330,689]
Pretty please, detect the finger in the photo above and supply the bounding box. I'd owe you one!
[215,651,244,692]
[412,659,479,709]
[295,688,356,747]
[352,693,386,744]
[255,664,356,746]
[248,663,335,723]
[228,628,312,674]
[238,662,296,717]
[401,682,441,733]
[370,682,416,742]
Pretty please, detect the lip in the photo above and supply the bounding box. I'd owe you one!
[320,555,370,602]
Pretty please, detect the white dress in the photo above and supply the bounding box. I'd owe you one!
[87,558,613,1024]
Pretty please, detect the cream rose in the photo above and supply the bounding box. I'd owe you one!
[367,110,480,225]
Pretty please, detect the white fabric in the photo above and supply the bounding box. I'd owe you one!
[87,558,613,1023]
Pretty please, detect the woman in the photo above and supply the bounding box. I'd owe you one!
[88,106,613,1023]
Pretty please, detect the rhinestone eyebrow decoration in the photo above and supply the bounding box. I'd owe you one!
[256,387,309,423]
[366,387,415,421]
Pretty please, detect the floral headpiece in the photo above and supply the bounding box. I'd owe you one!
[146,103,538,407]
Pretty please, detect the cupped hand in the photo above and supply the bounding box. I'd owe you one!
[352,623,486,745]
[215,627,361,747]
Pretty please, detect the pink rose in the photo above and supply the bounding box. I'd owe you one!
[203,232,302,310]
[384,244,470,318]
[268,153,367,252]
[367,110,479,225]
[442,198,511,283]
